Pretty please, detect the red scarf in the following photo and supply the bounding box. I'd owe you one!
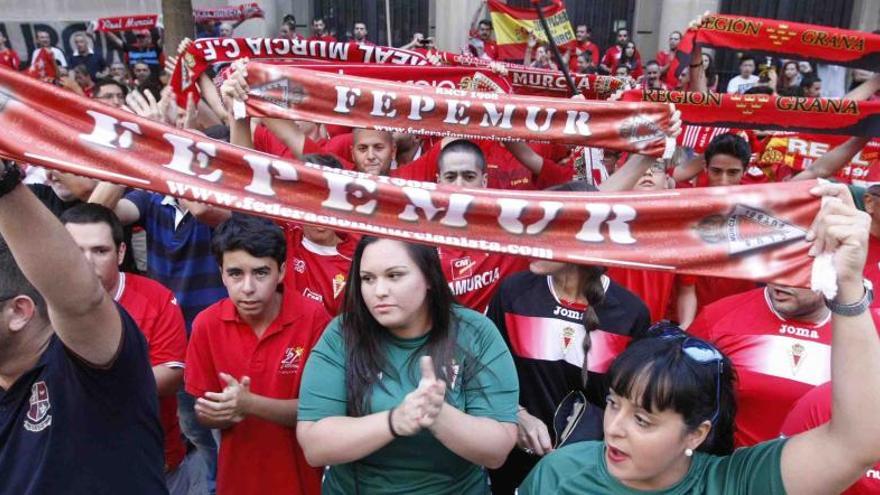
[670,14,880,82]
[622,89,880,137]
[170,38,429,106]
[238,62,676,156]
[93,15,159,33]
[193,3,264,23]
[0,65,819,287]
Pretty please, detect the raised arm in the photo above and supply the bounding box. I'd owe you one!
[780,183,880,495]
[792,137,870,181]
[0,165,121,365]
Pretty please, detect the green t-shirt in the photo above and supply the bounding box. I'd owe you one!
[518,438,788,494]
[849,183,866,212]
[298,306,519,495]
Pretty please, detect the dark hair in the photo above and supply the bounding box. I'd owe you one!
[478,19,493,29]
[738,55,756,66]
[619,42,638,68]
[704,133,751,168]
[670,30,682,38]
[72,63,91,78]
[576,24,591,33]
[701,53,718,88]
[342,237,470,416]
[645,59,660,69]
[0,236,48,318]
[608,333,737,455]
[547,181,608,386]
[211,214,286,268]
[800,75,822,89]
[438,139,486,173]
[302,153,343,170]
[744,85,774,95]
[94,78,128,98]
[60,203,125,248]
[281,14,297,31]
[777,85,805,97]
[616,27,629,35]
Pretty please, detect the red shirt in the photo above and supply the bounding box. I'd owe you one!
[865,235,880,306]
[307,34,337,42]
[607,268,675,323]
[115,273,187,472]
[438,247,529,312]
[677,273,756,311]
[0,48,20,70]
[282,224,354,315]
[780,382,880,495]
[185,290,331,495]
[689,287,840,447]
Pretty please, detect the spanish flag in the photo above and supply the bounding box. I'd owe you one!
[488,0,576,61]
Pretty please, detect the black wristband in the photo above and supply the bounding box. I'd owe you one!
[0,161,23,199]
[388,407,402,438]
[689,63,703,68]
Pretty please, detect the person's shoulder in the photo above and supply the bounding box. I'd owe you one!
[287,288,331,318]
[522,441,605,491]
[453,305,496,333]
[124,273,175,301]
[704,285,765,312]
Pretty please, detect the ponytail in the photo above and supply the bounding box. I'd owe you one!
[579,265,606,386]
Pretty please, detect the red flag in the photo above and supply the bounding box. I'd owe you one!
[25,48,57,81]
[487,0,577,61]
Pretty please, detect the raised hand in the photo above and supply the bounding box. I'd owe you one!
[195,372,252,424]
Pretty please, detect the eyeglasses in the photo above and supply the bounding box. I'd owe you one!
[647,321,724,425]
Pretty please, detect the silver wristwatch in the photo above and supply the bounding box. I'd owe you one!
[825,279,874,316]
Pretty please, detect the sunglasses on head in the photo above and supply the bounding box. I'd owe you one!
[647,321,724,425]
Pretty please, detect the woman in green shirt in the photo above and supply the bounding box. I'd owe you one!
[520,183,880,494]
[297,237,519,494]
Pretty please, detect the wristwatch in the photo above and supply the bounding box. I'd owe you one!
[825,279,873,316]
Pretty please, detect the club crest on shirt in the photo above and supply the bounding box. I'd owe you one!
[280,346,304,374]
[562,327,576,354]
[451,256,475,280]
[789,342,807,375]
[24,381,52,432]
[303,288,323,303]
[293,258,306,273]
[332,273,346,299]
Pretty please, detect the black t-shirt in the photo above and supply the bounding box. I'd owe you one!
[486,270,650,494]
[0,305,168,494]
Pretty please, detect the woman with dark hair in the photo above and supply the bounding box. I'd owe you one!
[616,41,642,78]
[520,183,880,494]
[297,237,519,494]
[700,52,718,92]
[778,60,802,93]
[487,181,651,495]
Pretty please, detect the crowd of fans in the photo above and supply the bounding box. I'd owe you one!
[1,4,880,495]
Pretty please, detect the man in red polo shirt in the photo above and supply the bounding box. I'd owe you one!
[565,25,600,73]
[689,285,880,447]
[308,17,336,42]
[60,204,189,492]
[185,215,331,495]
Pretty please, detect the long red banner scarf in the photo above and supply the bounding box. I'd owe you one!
[487,0,576,61]
[193,3,264,23]
[225,62,513,94]
[236,62,676,156]
[170,38,429,106]
[671,14,880,80]
[621,89,880,137]
[93,14,159,33]
[435,51,626,99]
[0,66,819,286]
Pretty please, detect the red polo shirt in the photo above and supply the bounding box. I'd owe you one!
[115,273,187,472]
[185,289,331,495]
